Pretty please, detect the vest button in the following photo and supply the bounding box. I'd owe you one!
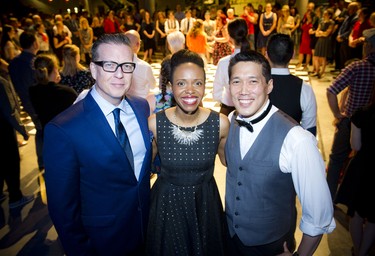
[236,196,240,200]
[235,225,239,228]
[235,212,239,216]
[238,182,242,186]
[239,167,243,171]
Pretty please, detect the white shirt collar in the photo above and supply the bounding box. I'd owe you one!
[238,99,271,123]
[91,85,128,117]
[271,67,290,75]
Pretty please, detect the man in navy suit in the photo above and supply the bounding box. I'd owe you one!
[44,33,152,255]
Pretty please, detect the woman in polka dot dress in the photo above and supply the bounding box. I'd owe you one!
[146,49,229,255]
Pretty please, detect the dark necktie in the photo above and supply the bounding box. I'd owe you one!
[187,19,190,32]
[113,108,134,169]
[235,102,272,132]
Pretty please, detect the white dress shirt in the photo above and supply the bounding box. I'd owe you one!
[164,19,180,34]
[271,68,317,130]
[128,54,156,98]
[229,100,336,236]
[180,17,196,35]
[213,48,240,106]
[91,85,146,180]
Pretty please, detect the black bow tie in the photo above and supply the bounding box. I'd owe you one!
[235,102,272,132]
[236,119,254,132]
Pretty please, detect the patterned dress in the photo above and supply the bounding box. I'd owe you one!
[212,27,232,65]
[153,91,173,113]
[146,110,227,256]
[79,27,93,56]
[203,20,215,43]
[60,70,95,93]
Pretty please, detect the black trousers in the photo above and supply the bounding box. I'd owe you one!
[227,229,296,256]
[0,119,23,202]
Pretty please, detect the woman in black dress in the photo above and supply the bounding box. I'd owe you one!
[141,10,156,63]
[146,49,230,256]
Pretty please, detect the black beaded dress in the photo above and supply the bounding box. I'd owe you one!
[146,110,227,256]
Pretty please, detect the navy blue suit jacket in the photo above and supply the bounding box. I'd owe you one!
[44,92,152,255]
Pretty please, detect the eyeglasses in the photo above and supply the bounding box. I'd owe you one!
[93,61,136,73]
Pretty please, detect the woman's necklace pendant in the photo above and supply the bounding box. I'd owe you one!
[171,124,203,145]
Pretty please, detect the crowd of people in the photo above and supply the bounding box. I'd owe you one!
[0,1,375,255]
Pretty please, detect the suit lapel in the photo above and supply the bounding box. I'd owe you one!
[82,93,138,182]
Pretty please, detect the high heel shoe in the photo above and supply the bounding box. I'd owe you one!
[296,66,305,71]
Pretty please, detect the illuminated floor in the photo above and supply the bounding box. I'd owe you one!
[0,55,369,255]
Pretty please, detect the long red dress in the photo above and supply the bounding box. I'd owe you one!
[299,22,312,55]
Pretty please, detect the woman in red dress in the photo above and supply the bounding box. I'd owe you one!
[212,14,232,65]
[296,11,314,71]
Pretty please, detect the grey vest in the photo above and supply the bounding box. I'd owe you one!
[225,110,297,246]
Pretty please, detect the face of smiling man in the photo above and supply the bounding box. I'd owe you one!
[90,43,134,106]
[229,61,273,118]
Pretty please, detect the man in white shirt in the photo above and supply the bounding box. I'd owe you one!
[165,10,180,35]
[180,9,196,36]
[125,30,156,98]
[225,50,335,255]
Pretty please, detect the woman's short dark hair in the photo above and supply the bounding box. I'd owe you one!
[170,49,206,83]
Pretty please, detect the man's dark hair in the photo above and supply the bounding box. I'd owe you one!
[228,50,272,83]
[91,33,131,61]
[19,31,37,49]
[266,33,294,66]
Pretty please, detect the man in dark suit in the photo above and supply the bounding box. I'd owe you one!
[9,32,44,171]
[43,33,152,255]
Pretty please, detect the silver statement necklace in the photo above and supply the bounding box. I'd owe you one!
[171,109,203,146]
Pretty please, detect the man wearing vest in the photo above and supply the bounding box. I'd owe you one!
[266,33,317,136]
[225,50,335,255]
